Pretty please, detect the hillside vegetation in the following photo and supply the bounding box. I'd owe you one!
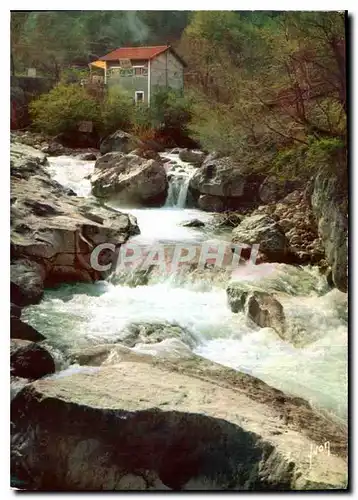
[13,11,346,180]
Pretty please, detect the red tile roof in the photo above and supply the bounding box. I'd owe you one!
[99,45,170,62]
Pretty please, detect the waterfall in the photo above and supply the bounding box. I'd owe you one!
[161,153,196,209]
[165,174,191,208]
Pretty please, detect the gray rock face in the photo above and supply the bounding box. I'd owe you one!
[189,156,265,212]
[190,157,247,198]
[311,172,348,292]
[258,176,301,204]
[11,359,347,490]
[91,152,168,206]
[11,339,55,380]
[232,214,288,261]
[100,130,144,155]
[11,140,139,305]
[178,149,206,166]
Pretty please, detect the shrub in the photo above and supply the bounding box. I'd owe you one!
[100,86,134,136]
[149,87,192,133]
[29,83,100,135]
[272,137,346,181]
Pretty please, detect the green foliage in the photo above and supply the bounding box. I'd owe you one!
[182,10,346,178]
[149,88,192,132]
[29,83,100,135]
[100,86,134,135]
[29,83,193,146]
[272,137,346,181]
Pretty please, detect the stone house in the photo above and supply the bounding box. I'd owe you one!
[90,45,186,104]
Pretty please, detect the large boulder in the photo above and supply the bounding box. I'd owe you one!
[197,194,225,212]
[232,214,289,261]
[11,140,139,301]
[189,156,264,211]
[91,152,168,206]
[99,130,144,155]
[11,339,55,380]
[11,357,347,490]
[178,149,206,167]
[311,172,348,292]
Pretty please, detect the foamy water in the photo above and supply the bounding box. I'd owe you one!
[24,154,348,422]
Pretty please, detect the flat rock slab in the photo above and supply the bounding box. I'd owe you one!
[11,359,347,491]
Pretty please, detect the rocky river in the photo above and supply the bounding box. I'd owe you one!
[10,133,348,490]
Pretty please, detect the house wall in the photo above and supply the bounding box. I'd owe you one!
[150,50,184,97]
[106,60,149,103]
[105,51,184,104]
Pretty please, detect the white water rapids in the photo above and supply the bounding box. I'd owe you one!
[23,154,348,423]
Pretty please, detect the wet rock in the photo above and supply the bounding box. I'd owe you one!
[198,194,225,212]
[11,339,55,379]
[115,321,198,349]
[227,263,329,303]
[178,149,206,166]
[181,219,205,228]
[245,291,286,338]
[100,130,144,155]
[11,376,29,400]
[11,358,347,490]
[11,317,46,342]
[232,214,289,261]
[11,260,45,307]
[91,152,168,206]
[78,152,97,161]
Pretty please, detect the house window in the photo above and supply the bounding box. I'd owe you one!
[133,66,148,77]
[135,91,144,104]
